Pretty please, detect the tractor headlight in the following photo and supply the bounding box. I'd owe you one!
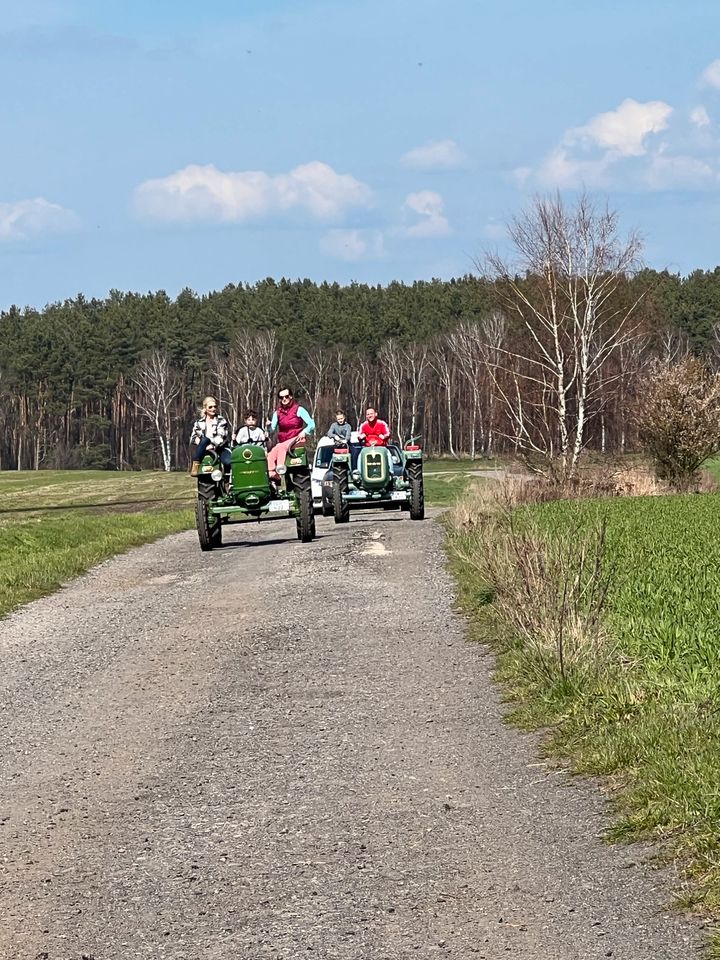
[277,465,287,476]
[352,470,361,483]
[211,468,223,482]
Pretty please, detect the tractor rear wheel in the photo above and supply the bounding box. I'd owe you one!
[407,463,425,521]
[333,463,350,524]
[293,471,316,542]
[195,495,221,550]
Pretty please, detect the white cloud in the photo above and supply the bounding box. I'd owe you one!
[403,191,451,238]
[319,229,384,261]
[568,98,672,157]
[134,161,373,223]
[534,146,612,189]
[701,59,720,89]
[400,139,468,170]
[691,105,711,128]
[518,98,680,190]
[643,153,717,189]
[0,197,78,239]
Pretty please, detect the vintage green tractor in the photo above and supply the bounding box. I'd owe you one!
[194,442,316,551]
[331,438,424,523]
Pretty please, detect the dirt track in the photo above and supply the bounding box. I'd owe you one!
[0,511,705,959]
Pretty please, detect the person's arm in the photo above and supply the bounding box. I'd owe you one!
[380,420,391,439]
[297,406,315,437]
[189,419,202,445]
[358,420,368,440]
[342,424,352,441]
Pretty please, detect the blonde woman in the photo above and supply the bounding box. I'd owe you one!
[189,396,230,476]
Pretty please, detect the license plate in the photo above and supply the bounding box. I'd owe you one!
[268,499,291,513]
[391,491,406,501]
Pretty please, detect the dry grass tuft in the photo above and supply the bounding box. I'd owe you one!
[447,484,615,687]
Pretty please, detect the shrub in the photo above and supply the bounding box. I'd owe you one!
[637,358,720,491]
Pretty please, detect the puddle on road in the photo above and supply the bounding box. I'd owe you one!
[362,530,391,556]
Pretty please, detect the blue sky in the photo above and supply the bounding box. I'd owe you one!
[1,0,720,309]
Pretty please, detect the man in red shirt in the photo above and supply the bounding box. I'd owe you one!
[358,407,390,446]
[355,407,393,476]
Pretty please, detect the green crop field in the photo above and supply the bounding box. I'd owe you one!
[450,489,720,928]
[704,456,720,483]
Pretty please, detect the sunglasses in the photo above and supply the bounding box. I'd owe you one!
[278,394,292,400]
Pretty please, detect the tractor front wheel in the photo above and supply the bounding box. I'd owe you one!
[333,464,350,524]
[293,471,316,543]
[195,496,222,550]
[407,464,425,521]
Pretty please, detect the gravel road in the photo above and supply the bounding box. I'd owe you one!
[0,511,705,959]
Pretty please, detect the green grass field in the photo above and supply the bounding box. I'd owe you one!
[424,456,505,474]
[449,489,720,931]
[0,470,195,618]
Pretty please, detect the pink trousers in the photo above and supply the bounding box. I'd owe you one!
[267,436,304,479]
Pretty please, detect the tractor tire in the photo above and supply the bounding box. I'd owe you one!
[333,463,350,524]
[197,481,215,502]
[211,517,223,548]
[195,495,220,551]
[407,463,425,521]
[293,471,316,543]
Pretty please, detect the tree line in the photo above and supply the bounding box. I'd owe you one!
[2,197,720,472]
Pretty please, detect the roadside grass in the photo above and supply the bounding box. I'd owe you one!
[424,473,484,506]
[446,487,720,931]
[0,470,195,618]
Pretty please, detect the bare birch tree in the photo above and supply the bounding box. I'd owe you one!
[294,347,330,424]
[211,328,284,432]
[450,313,507,458]
[348,353,371,428]
[430,340,457,457]
[401,342,430,442]
[252,330,284,423]
[483,192,643,480]
[379,340,404,439]
[131,350,181,472]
